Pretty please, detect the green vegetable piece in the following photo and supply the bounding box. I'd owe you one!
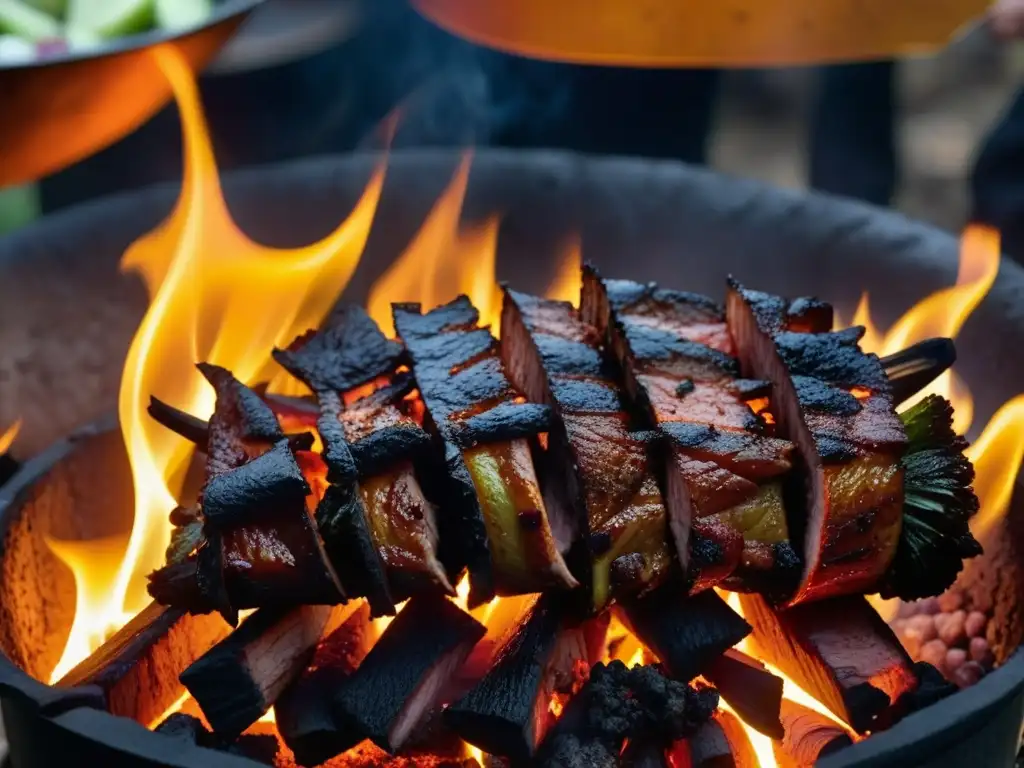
[0,0,61,41]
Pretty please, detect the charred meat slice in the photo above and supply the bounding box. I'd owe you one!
[151,365,343,624]
[394,296,577,606]
[445,593,593,761]
[333,595,486,754]
[726,280,979,604]
[501,289,672,611]
[580,267,797,595]
[739,593,916,734]
[273,306,452,610]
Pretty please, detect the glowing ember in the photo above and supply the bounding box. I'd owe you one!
[0,419,19,455]
[45,44,387,683]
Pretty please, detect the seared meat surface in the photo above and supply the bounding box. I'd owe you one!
[726,281,907,605]
[394,296,577,606]
[581,268,797,594]
[502,289,672,610]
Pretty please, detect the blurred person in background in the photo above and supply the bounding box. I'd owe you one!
[973,0,1024,259]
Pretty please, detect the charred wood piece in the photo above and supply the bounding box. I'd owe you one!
[180,604,337,738]
[275,305,451,610]
[739,593,916,734]
[500,288,673,611]
[774,700,853,768]
[621,587,751,683]
[704,649,784,739]
[277,603,374,767]
[394,296,575,606]
[685,711,759,768]
[154,713,281,764]
[580,266,798,595]
[892,661,958,716]
[879,338,956,406]
[333,595,486,753]
[538,661,718,768]
[446,594,589,761]
[55,601,229,727]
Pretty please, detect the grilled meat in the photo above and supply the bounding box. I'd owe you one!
[274,306,452,613]
[725,281,977,605]
[501,289,673,611]
[154,364,343,624]
[580,267,798,595]
[393,296,577,606]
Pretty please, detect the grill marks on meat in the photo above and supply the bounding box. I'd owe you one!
[726,281,907,606]
[273,306,452,613]
[501,289,672,611]
[580,267,797,594]
[394,296,577,606]
[164,364,343,625]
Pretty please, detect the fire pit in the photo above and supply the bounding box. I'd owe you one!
[3,53,1024,768]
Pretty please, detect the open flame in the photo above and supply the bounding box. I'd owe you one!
[33,37,1024,768]
[0,419,19,455]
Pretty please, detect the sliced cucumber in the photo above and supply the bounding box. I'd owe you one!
[66,0,154,38]
[155,0,211,31]
[0,0,61,41]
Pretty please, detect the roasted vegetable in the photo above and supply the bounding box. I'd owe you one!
[394,296,577,606]
[581,267,798,595]
[879,395,981,599]
[501,289,672,610]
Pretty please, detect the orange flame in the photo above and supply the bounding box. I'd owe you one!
[367,152,502,336]
[0,419,20,455]
[46,45,386,682]
[546,233,583,307]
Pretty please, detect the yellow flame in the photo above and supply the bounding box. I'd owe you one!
[966,394,1024,539]
[0,419,20,455]
[367,152,502,336]
[546,234,583,307]
[46,44,386,682]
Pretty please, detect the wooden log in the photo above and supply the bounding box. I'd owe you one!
[56,601,229,727]
[276,602,374,767]
[703,649,783,739]
[738,593,916,734]
[714,711,759,768]
[685,711,758,768]
[180,603,341,737]
[773,701,853,768]
[620,587,750,682]
[333,595,486,753]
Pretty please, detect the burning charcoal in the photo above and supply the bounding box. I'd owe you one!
[55,602,229,727]
[878,338,957,406]
[579,268,799,595]
[446,594,591,761]
[154,712,280,764]
[394,297,575,606]
[704,649,784,739]
[500,289,673,611]
[892,661,958,715]
[773,701,853,767]
[277,603,373,767]
[621,587,751,682]
[180,603,341,737]
[537,661,718,768]
[739,594,916,734]
[621,739,670,768]
[333,595,485,753]
[274,306,452,611]
[154,713,207,742]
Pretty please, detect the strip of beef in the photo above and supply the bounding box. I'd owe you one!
[274,306,452,614]
[149,364,343,624]
[501,289,672,611]
[580,267,797,595]
[726,281,909,606]
[393,296,577,606]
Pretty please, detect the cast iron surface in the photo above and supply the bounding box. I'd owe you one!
[1,150,1023,766]
[0,0,261,187]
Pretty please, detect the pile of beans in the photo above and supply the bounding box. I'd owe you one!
[891,588,994,688]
